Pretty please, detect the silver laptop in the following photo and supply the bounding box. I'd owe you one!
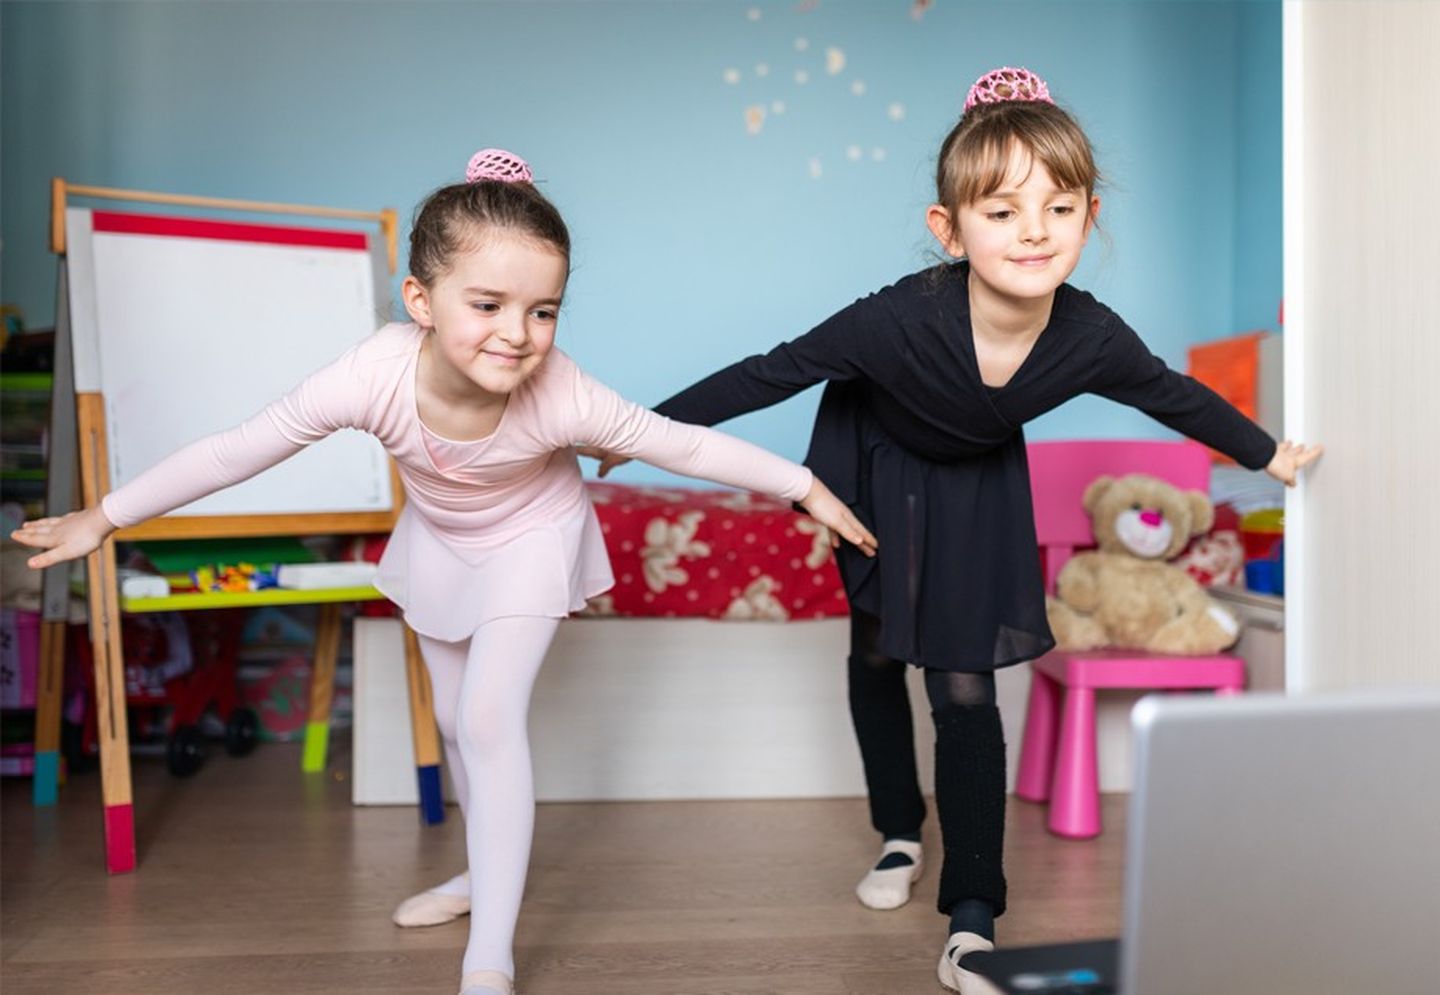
[965,689,1440,994]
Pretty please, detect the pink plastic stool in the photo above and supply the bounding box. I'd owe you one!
[1015,652,1245,838]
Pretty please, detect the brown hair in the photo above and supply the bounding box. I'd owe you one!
[935,100,1099,220]
[408,180,571,286]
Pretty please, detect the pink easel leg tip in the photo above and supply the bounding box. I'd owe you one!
[105,803,137,874]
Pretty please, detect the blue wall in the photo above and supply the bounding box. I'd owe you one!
[1,0,1280,484]
[1232,0,1284,334]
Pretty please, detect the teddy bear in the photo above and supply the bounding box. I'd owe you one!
[1045,473,1240,655]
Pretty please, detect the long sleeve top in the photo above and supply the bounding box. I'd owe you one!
[654,263,1275,670]
[103,322,813,639]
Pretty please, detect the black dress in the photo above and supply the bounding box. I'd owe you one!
[655,263,1276,673]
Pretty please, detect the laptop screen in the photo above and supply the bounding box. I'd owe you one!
[1122,690,1440,994]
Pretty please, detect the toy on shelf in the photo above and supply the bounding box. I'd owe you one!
[1240,508,1285,595]
[190,562,280,594]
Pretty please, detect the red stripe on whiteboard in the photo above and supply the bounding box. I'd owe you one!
[91,211,369,252]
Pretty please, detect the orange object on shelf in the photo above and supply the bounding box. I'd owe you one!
[1187,332,1267,464]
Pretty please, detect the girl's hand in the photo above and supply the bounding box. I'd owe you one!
[1265,440,1324,487]
[9,506,116,570]
[576,446,632,478]
[801,478,878,558]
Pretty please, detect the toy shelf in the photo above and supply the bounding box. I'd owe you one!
[121,585,388,614]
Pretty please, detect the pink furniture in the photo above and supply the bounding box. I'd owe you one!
[1015,440,1246,839]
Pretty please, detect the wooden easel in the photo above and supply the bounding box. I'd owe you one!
[39,180,446,874]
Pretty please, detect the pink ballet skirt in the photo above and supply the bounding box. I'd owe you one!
[374,500,614,644]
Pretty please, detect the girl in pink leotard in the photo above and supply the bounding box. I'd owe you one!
[12,149,877,995]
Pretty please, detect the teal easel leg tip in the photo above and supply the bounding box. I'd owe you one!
[33,751,60,806]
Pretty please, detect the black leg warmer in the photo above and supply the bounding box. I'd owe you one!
[933,703,1008,917]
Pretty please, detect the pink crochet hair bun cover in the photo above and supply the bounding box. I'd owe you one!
[964,67,1054,112]
[465,148,533,184]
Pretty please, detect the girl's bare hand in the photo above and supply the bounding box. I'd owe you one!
[800,478,878,557]
[576,446,632,478]
[9,506,115,570]
[1265,440,1323,486]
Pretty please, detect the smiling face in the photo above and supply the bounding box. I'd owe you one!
[930,145,1098,309]
[402,229,567,399]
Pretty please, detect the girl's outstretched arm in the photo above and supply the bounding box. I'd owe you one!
[652,289,889,426]
[10,342,371,569]
[1093,318,1321,480]
[8,405,309,570]
[565,362,876,556]
[583,290,891,477]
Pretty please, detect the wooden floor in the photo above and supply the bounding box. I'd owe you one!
[1,741,1126,994]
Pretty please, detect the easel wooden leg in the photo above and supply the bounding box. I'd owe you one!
[302,603,341,773]
[86,538,136,872]
[31,621,66,807]
[78,394,136,874]
[402,624,445,825]
[36,258,79,808]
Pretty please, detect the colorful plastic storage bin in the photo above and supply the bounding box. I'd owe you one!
[1240,509,1284,595]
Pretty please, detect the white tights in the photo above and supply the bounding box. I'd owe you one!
[417,615,560,983]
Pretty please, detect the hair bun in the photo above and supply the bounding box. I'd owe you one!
[465,148,534,184]
[963,67,1053,112]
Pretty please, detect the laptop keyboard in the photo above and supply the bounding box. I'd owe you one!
[962,939,1120,993]
[1007,968,1116,993]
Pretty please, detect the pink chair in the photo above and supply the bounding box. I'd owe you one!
[1015,440,1246,839]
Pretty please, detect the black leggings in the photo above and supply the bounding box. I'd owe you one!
[847,609,1008,915]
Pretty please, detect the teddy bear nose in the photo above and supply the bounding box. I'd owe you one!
[1139,509,1164,528]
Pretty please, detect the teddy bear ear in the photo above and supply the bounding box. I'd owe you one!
[1082,476,1116,514]
[1185,490,1214,535]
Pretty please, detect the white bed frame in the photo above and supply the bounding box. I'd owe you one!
[353,616,1147,805]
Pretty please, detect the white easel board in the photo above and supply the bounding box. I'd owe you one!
[64,208,393,519]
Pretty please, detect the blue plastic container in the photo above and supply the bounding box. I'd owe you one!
[1244,540,1284,596]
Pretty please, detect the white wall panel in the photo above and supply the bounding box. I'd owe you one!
[1286,1,1440,690]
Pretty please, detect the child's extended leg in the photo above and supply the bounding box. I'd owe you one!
[926,668,1006,995]
[393,633,475,928]
[453,614,559,995]
[847,609,927,910]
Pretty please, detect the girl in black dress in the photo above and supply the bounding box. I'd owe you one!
[590,67,1318,993]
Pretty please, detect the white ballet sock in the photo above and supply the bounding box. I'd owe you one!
[856,838,924,910]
